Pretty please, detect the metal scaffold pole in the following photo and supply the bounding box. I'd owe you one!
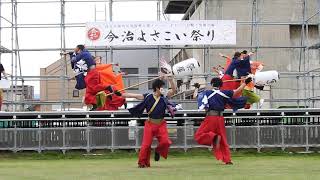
[11,0,23,111]
[299,0,306,73]
[60,0,67,111]
[0,0,318,111]
[251,0,259,56]
[13,1,17,111]
[10,0,15,111]
[0,0,2,64]
[255,0,259,60]
[317,0,320,108]
[305,0,311,107]
[302,0,307,107]
[157,0,160,69]
[204,0,209,74]
[109,0,113,64]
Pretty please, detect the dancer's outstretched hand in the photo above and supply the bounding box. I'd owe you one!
[193,83,201,89]
[159,58,172,75]
[158,72,173,80]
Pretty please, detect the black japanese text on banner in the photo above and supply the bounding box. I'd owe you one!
[85,20,236,46]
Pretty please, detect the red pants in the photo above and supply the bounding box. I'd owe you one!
[221,74,241,109]
[138,120,172,167]
[195,116,231,163]
[220,74,241,97]
[97,95,126,111]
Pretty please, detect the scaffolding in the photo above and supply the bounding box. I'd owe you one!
[0,0,320,111]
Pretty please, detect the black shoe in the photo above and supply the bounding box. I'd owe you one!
[255,85,264,91]
[114,90,122,96]
[154,151,160,162]
[90,104,97,111]
[225,162,233,165]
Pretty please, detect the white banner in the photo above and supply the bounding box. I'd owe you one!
[85,20,236,46]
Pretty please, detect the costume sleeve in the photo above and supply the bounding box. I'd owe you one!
[128,93,150,117]
[224,61,234,76]
[197,91,209,110]
[91,83,106,94]
[143,93,150,99]
[166,100,177,118]
[128,100,146,118]
[226,96,247,112]
[222,90,234,98]
[239,55,250,65]
[86,71,106,94]
[69,53,77,69]
[80,51,95,67]
[74,52,83,62]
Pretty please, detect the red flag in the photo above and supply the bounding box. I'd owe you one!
[96,64,125,91]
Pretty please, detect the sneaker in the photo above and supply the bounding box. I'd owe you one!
[213,135,221,150]
[225,162,233,165]
[138,164,146,168]
[154,151,160,162]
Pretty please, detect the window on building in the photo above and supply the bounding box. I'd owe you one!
[120,68,139,90]
[148,67,158,74]
[72,89,80,98]
[289,24,319,40]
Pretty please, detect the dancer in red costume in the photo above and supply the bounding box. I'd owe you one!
[92,57,126,111]
[84,68,125,111]
[120,76,177,168]
[194,77,252,165]
[219,52,242,97]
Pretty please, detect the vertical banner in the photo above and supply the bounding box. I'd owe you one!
[86,20,236,46]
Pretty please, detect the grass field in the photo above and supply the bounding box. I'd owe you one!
[0,150,319,180]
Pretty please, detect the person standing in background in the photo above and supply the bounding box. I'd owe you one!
[0,63,8,111]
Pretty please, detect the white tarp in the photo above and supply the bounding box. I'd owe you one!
[85,20,236,46]
[0,79,10,89]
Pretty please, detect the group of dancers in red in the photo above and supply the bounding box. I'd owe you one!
[70,45,261,167]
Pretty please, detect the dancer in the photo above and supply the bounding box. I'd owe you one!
[236,51,262,109]
[194,77,252,165]
[69,45,96,90]
[0,63,7,110]
[221,51,262,108]
[120,75,177,168]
